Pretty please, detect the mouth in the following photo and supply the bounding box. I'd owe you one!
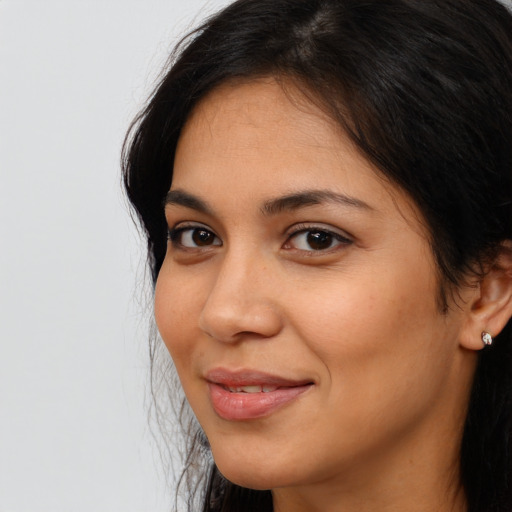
[205,368,314,421]
[222,384,285,393]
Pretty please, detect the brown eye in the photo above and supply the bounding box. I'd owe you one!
[285,226,352,253]
[168,226,222,248]
[192,228,216,246]
[306,231,333,250]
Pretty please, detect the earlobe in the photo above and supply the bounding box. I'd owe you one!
[459,242,512,351]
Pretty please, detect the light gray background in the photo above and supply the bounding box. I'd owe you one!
[1,1,511,511]
[0,2,229,511]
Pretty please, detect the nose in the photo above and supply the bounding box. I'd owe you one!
[199,253,283,343]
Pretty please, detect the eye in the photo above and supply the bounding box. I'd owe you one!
[168,224,222,249]
[284,226,352,252]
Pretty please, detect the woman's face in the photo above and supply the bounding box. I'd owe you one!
[155,79,475,494]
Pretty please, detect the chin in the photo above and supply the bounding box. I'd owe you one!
[217,466,278,491]
[212,449,301,491]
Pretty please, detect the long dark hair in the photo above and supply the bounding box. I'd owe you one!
[122,0,512,510]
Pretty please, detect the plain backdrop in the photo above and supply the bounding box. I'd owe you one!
[2,1,512,512]
[0,2,230,512]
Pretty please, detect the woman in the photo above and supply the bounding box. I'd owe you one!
[122,0,512,510]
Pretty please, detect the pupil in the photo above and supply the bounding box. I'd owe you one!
[192,229,213,246]
[307,231,332,250]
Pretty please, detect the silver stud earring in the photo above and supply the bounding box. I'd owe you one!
[482,332,493,346]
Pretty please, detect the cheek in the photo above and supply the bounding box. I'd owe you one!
[283,266,450,421]
[154,268,213,427]
[154,265,203,367]
[286,268,435,354]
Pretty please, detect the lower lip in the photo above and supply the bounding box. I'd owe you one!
[208,383,312,421]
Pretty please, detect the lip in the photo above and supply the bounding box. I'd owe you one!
[205,368,314,421]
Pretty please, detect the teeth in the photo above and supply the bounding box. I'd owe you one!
[228,385,261,393]
[226,385,278,393]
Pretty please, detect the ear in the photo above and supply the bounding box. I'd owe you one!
[459,241,512,351]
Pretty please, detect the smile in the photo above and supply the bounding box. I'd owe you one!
[225,385,279,393]
[206,369,314,421]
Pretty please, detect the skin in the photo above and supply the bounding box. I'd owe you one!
[154,78,485,512]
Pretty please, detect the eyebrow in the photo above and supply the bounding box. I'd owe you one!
[164,189,214,215]
[164,188,373,215]
[261,190,373,215]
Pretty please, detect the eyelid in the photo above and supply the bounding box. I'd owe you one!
[167,220,217,233]
[168,220,209,232]
[167,221,222,249]
[284,222,353,241]
[283,223,353,252]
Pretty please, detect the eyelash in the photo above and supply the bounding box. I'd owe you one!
[284,223,352,253]
[167,223,352,254]
[167,223,222,249]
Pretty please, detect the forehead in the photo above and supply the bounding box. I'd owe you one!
[172,78,420,226]
[178,77,347,160]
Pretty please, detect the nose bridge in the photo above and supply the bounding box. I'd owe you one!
[199,245,282,342]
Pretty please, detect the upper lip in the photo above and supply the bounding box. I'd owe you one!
[205,368,314,387]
